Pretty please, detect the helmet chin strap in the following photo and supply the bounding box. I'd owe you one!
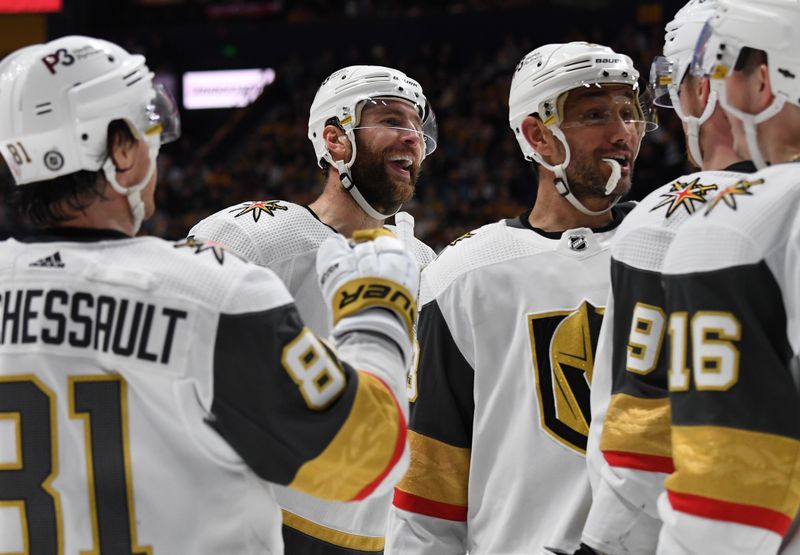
[328,129,399,221]
[671,89,718,169]
[533,125,620,217]
[102,137,160,235]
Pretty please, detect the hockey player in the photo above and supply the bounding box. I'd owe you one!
[189,65,437,553]
[386,42,656,554]
[576,1,757,553]
[0,37,419,554]
[655,1,800,553]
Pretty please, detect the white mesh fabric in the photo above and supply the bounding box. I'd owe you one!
[613,169,757,274]
[384,223,437,269]
[664,165,800,276]
[190,201,334,270]
[422,220,584,305]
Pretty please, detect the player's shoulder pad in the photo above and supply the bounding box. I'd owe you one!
[626,168,764,232]
[189,200,294,236]
[422,219,540,301]
[147,236,292,313]
[189,200,333,266]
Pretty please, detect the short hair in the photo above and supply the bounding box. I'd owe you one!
[734,47,768,75]
[10,120,136,227]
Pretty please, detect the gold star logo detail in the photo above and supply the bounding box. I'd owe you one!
[174,237,226,265]
[230,200,288,222]
[705,178,766,215]
[449,231,475,246]
[651,177,718,217]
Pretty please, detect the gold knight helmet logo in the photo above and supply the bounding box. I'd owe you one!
[528,301,604,453]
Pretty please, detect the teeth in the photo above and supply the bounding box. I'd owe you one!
[391,156,413,169]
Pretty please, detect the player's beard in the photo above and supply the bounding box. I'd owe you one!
[566,149,633,202]
[350,137,419,215]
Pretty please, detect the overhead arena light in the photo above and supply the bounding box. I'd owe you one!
[182,68,276,110]
[0,0,62,12]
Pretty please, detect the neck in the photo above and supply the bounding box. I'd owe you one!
[760,103,800,165]
[701,144,743,172]
[528,172,615,232]
[699,112,747,171]
[309,174,384,237]
[58,189,136,237]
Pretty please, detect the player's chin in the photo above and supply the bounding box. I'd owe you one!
[611,176,633,198]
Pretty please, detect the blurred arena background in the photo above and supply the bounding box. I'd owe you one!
[0,0,690,251]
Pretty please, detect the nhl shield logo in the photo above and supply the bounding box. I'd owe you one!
[568,234,587,251]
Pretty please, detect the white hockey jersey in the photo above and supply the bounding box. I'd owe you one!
[657,163,800,555]
[189,200,436,554]
[581,162,755,554]
[387,206,631,554]
[0,228,409,554]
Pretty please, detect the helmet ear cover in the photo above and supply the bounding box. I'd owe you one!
[9,119,137,227]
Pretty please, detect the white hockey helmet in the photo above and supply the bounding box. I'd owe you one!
[690,0,800,168]
[650,0,719,167]
[509,42,655,216]
[307,65,437,220]
[0,35,180,231]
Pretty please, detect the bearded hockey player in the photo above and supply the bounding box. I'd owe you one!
[189,65,437,554]
[576,2,757,554]
[386,42,656,554]
[0,37,419,554]
[657,1,800,553]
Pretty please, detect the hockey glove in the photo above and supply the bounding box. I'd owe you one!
[317,229,420,366]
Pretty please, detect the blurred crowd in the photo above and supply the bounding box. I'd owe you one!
[0,2,691,252]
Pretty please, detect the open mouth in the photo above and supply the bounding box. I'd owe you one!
[387,155,414,178]
[603,153,631,174]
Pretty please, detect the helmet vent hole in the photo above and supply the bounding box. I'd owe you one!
[622,72,628,77]
[108,56,115,63]
[398,86,404,92]
[602,70,609,77]
[81,133,89,141]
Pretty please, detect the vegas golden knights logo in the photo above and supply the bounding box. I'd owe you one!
[528,301,604,453]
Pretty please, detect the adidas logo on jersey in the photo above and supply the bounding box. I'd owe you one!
[29,252,65,268]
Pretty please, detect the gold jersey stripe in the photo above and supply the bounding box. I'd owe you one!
[600,393,671,458]
[331,277,416,342]
[666,425,800,518]
[282,509,384,552]
[289,371,403,501]
[351,228,396,242]
[395,430,470,506]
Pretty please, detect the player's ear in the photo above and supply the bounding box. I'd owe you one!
[521,115,562,165]
[323,124,353,164]
[108,122,141,185]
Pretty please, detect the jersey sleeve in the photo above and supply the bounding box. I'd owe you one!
[387,296,474,554]
[582,258,671,553]
[208,265,408,503]
[658,251,800,555]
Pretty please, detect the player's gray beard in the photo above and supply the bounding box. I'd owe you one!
[351,137,418,214]
[568,152,632,201]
